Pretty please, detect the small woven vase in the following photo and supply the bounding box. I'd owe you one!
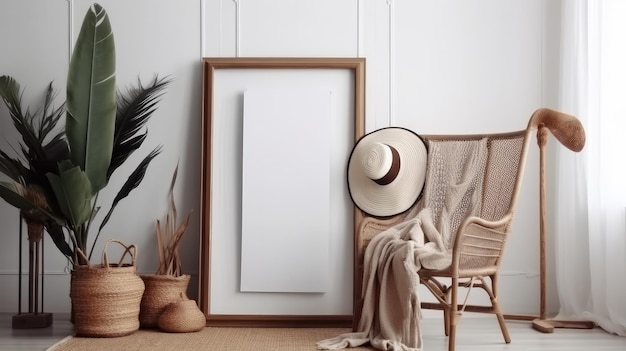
[158,295,206,333]
[139,274,190,328]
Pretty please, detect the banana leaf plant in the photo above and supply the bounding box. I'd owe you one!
[0,3,170,265]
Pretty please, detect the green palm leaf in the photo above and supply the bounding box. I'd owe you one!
[66,3,116,193]
[46,160,94,227]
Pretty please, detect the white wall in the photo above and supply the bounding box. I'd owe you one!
[0,0,562,317]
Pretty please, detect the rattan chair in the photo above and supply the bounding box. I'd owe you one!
[352,108,585,351]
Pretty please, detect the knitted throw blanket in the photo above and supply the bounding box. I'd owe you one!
[317,138,488,351]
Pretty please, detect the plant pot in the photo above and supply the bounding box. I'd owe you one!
[139,274,190,328]
[70,240,144,337]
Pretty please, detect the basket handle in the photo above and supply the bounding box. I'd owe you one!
[101,239,138,268]
[73,247,91,268]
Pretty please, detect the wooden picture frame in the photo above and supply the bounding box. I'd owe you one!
[199,57,365,327]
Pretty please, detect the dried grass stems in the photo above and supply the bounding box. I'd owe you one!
[156,164,191,276]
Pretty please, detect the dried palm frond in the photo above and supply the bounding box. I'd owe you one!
[156,163,191,276]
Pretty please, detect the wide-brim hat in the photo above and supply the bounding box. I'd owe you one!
[347,127,428,217]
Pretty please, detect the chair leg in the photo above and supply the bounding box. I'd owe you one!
[447,278,460,351]
[491,298,511,343]
[495,309,511,343]
[448,311,461,351]
[489,275,511,343]
[443,307,450,336]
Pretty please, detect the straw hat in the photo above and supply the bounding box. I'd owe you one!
[347,127,428,217]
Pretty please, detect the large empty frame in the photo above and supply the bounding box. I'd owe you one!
[199,57,365,327]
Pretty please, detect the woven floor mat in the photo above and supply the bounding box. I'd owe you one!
[46,327,377,351]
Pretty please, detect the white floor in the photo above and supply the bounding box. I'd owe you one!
[1,313,625,351]
[420,317,626,350]
[0,313,73,351]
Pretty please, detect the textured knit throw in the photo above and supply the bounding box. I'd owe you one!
[317,138,488,351]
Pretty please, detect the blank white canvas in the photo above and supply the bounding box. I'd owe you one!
[240,87,331,293]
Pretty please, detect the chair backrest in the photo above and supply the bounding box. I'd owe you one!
[431,131,528,273]
[424,130,528,223]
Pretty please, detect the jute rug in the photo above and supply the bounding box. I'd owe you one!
[46,327,377,351]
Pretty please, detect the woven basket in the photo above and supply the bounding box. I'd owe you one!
[139,274,190,328]
[70,239,145,337]
[158,295,206,333]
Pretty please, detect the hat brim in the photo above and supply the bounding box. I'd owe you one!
[347,127,428,217]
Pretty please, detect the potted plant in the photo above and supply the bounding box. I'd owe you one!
[0,77,65,329]
[0,3,171,337]
[140,164,204,334]
[139,164,192,328]
[0,3,170,266]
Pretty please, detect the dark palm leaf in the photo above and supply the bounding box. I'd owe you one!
[38,82,65,146]
[108,76,171,179]
[1,76,68,220]
[0,76,45,160]
[45,222,73,258]
[91,146,162,257]
[1,77,71,257]
[0,150,28,182]
[0,76,24,120]
[29,138,70,182]
[0,76,66,164]
[108,133,147,176]
[0,182,62,224]
[30,139,71,214]
[99,146,162,231]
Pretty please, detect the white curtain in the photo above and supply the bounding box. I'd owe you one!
[555,0,626,336]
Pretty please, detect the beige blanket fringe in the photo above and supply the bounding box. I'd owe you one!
[317,138,488,351]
